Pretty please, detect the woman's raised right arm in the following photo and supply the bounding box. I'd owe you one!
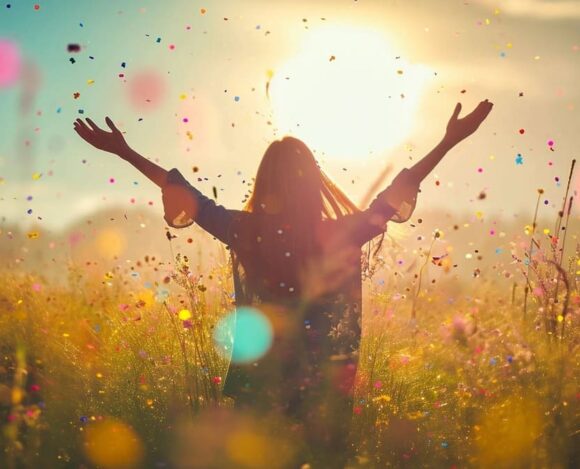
[74,117,237,243]
[74,117,168,187]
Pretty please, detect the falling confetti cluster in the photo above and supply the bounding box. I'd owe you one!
[0,1,578,468]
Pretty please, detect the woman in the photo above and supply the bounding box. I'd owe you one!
[74,99,493,467]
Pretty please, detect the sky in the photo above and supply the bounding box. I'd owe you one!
[0,0,578,231]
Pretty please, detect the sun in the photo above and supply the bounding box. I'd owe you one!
[269,25,432,161]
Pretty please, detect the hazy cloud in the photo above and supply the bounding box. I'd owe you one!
[479,0,580,20]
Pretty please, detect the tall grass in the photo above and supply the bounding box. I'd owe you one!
[0,219,578,467]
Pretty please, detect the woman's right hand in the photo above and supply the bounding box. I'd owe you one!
[74,117,130,155]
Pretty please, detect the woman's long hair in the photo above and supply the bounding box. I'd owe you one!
[234,136,371,303]
[245,136,357,223]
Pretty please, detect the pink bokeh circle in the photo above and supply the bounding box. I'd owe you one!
[0,39,21,88]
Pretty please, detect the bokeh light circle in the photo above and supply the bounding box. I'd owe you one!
[83,418,144,469]
[213,306,273,363]
[127,70,165,111]
[0,39,21,87]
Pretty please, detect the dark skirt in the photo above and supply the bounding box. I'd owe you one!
[222,300,361,413]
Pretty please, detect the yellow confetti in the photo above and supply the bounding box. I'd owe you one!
[178,309,192,321]
[32,172,42,180]
[27,231,40,239]
[266,69,274,99]
[179,93,187,100]
[557,315,564,322]
[11,388,23,405]
[87,79,95,85]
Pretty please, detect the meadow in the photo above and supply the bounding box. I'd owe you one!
[0,210,578,468]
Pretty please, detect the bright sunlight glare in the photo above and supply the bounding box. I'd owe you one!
[269,25,433,161]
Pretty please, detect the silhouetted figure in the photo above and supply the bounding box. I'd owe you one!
[74,99,493,468]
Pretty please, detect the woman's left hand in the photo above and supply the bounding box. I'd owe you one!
[444,99,494,145]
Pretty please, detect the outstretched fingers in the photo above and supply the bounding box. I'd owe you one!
[74,119,93,141]
[475,100,494,120]
[75,118,92,133]
[451,102,462,120]
[105,116,120,134]
[85,118,103,132]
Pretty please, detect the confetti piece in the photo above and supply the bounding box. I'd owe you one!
[87,79,95,85]
[515,153,524,165]
[178,309,192,320]
[67,44,81,53]
[519,128,525,134]
[32,172,42,180]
